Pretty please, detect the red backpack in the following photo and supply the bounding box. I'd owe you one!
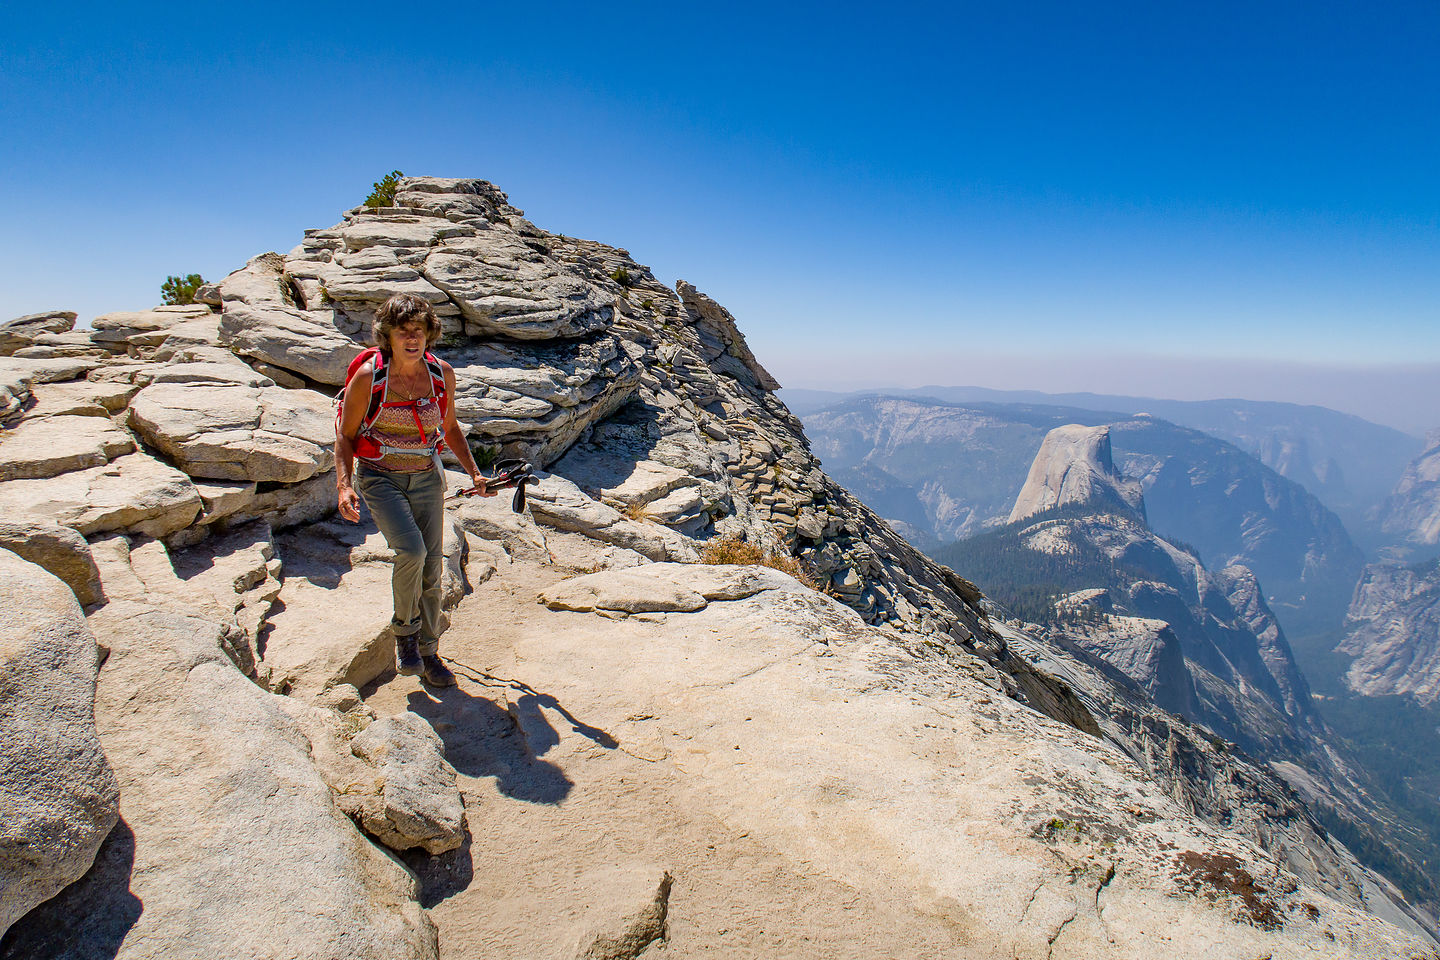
[336,347,449,462]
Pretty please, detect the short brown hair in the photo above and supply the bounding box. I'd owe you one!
[372,294,442,356]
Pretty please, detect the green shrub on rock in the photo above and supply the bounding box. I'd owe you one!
[160,273,206,306]
[364,171,404,208]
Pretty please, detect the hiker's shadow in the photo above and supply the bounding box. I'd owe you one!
[405,669,615,806]
[506,689,619,756]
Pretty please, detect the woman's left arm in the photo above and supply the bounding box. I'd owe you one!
[441,362,490,494]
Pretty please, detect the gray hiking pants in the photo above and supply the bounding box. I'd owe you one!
[355,464,445,655]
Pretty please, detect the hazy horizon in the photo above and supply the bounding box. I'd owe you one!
[767,351,1440,437]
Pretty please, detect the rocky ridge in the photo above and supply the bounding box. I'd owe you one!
[0,177,1435,956]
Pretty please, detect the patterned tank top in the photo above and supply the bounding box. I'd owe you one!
[358,374,445,473]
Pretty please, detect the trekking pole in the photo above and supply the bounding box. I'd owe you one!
[449,459,537,513]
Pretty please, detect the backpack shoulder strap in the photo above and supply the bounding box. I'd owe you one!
[423,352,449,455]
[423,353,444,386]
[362,351,389,425]
[423,352,448,410]
[368,349,389,385]
[336,350,382,447]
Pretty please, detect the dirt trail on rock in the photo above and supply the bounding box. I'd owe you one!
[364,554,967,959]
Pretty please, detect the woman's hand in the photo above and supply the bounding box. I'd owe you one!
[338,483,362,522]
[469,475,496,498]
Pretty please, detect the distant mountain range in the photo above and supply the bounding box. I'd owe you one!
[785,385,1423,536]
[937,423,1322,749]
[803,395,1364,631]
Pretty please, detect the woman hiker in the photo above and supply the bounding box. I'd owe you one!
[335,293,494,687]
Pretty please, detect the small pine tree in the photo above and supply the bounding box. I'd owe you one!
[161,273,206,306]
[364,170,404,208]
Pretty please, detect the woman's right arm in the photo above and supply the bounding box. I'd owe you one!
[335,363,374,523]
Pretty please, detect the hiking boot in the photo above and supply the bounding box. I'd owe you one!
[420,654,456,688]
[395,636,423,676]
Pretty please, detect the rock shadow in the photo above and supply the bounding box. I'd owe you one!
[551,398,668,488]
[0,818,142,960]
[405,675,583,806]
[401,830,474,908]
[255,596,284,659]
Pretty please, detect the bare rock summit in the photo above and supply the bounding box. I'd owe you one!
[1009,423,1145,523]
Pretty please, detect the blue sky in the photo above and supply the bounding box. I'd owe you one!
[3,1,1437,430]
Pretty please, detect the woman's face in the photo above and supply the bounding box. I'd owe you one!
[388,321,428,363]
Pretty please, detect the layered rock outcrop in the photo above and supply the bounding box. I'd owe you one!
[0,451,202,539]
[0,519,104,606]
[0,310,78,355]
[127,380,335,482]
